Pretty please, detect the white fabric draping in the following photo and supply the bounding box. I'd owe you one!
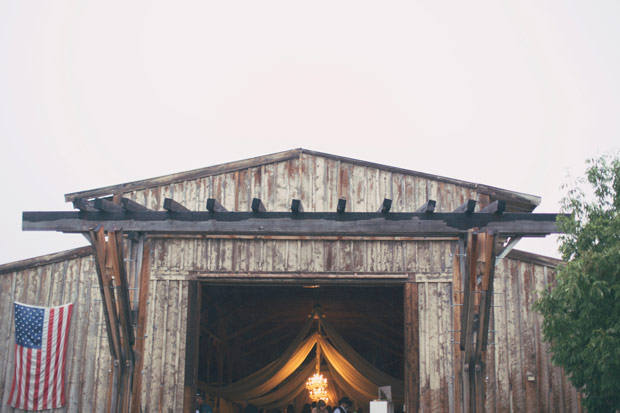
[250,361,315,408]
[204,332,317,400]
[319,318,404,402]
[201,311,404,408]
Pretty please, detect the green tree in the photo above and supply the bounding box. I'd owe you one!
[535,154,620,412]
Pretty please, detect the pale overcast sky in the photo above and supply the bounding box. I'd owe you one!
[1,1,619,264]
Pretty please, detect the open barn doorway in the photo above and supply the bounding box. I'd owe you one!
[188,283,405,413]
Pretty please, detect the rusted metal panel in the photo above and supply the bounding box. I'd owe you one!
[0,253,111,412]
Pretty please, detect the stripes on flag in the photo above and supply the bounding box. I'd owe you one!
[7,302,73,411]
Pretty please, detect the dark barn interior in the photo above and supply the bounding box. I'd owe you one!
[197,284,405,390]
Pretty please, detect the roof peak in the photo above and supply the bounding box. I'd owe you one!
[64,148,540,211]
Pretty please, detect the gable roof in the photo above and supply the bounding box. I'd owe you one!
[64,148,541,211]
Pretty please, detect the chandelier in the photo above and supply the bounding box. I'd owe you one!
[306,373,327,390]
[308,384,329,402]
[306,312,328,402]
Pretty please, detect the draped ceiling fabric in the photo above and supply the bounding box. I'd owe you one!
[200,311,404,409]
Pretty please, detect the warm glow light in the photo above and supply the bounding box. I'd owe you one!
[306,373,329,402]
[306,373,327,390]
[308,386,329,402]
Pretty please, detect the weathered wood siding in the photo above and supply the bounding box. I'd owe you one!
[123,153,483,213]
[0,252,112,413]
[139,278,189,412]
[2,151,578,411]
[483,255,581,412]
[148,238,453,412]
[150,239,454,279]
[417,280,454,412]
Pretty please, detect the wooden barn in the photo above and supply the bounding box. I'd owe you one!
[1,149,582,412]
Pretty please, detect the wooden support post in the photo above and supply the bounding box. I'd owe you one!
[460,230,478,412]
[109,231,136,347]
[183,281,202,413]
[130,242,151,413]
[91,228,140,413]
[415,199,436,214]
[109,232,135,413]
[477,232,496,353]
[91,227,123,361]
[404,282,420,413]
[456,230,497,413]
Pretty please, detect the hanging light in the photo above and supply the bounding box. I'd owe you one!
[307,312,328,402]
[306,373,327,391]
[308,385,329,402]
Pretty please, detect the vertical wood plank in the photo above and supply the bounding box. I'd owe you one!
[404,282,420,413]
[452,244,463,413]
[131,243,151,413]
[175,281,189,410]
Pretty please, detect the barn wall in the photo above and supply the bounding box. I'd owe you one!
[139,277,189,413]
[146,238,454,412]
[149,238,455,278]
[123,153,484,213]
[418,281,454,412]
[484,256,581,412]
[0,253,111,413]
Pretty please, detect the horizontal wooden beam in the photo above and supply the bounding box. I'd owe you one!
[22,211,564,237]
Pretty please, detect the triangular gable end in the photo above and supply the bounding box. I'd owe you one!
[64,148,540,213]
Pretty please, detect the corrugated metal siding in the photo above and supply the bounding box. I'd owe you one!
[0,254,112,413]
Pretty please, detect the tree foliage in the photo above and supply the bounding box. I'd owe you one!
[535,154,620,412]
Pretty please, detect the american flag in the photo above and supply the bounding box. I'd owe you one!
[7,302,73,411]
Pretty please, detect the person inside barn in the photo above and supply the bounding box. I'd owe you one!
[333,397,352,413]
[195,393,213,413]
[241,399,259,413]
